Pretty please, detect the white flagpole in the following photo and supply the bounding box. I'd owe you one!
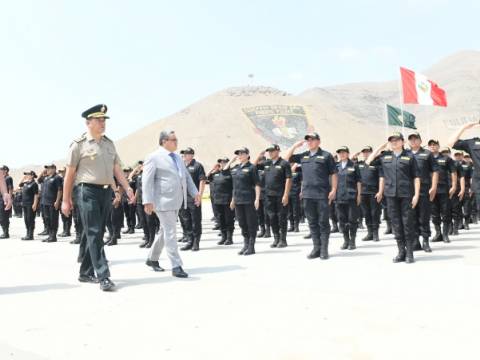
[398,67,406,137]
[385,104,389,139]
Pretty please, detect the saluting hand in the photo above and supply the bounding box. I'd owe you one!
[293,140,305,149]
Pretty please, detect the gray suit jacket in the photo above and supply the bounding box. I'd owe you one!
[142,146,198,211]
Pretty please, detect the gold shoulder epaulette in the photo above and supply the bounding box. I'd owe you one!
[73,133,87,143]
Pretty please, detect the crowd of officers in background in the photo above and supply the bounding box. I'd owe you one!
[1,130,478,264]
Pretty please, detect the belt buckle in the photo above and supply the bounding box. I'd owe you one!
[103,185,109,189]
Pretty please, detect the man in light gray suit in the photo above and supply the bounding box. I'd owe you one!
[142,130,200,278]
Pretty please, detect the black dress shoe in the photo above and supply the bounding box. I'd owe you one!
[172,266,188,278]
[99,278,116,291]
[78,275,99,283]
[146,259,165,272]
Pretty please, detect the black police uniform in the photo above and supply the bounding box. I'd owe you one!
[336,159,361,250]
[105,182,124,246]
[122,177,137,233]
[358,159,381,241]
[208,168,235,245]
[291,149,337,260]
[461,161,473,228]
[431,154,456,243]
[180,158,206,251]
[410,147,438,251]
[13,191,23,218]
[39,173,63,242]
[288,165,302,232]
[20,180,39,240]
[451,160,465,235]
[377,149,420,263]
[258,157,292,248]
[0,175,13,238]
[231,161,261,255]
[256,165,271,238]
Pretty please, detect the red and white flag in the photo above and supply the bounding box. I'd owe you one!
[400,67,447,107]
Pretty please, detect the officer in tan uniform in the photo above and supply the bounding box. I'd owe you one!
[61,104,135,291]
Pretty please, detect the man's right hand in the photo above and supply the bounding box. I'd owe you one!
[2,193,12,211]
[144,203,154,215]
[61,199,72,217]
[293,140,305,149]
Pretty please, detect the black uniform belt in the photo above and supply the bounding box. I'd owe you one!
[79,183,110,189]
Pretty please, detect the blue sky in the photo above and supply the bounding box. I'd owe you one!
[1,0,478,166]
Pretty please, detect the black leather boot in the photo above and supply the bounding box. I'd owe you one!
[192,236,200,251]
[413,236,422,251]
[348,227,357,250]
[38,228,48,236]
[304,233,312,239]
[362,226,373,241]
[0,225,9,239]
[243,237,256,255]
[464,219,470,230]
[104,233,113,245]
[224,231,234,245]
[257,225,266,238]
[287,221,294,232]
[405,240,415,264]
[341,230,349,250]
[270,233,280,248]
[294,221,300,232]
[384,221,392,235]
[217,231,227,245]
[442,223,451,243]
[320,237,329,260]
[452,220,460,236]
[307,236,320,259]
[432,224,443,242]
[393,241,406,263]
[277,231,288,248]
[264,225,271,238]
[422,236,432,253]
[107,236,117,246]
[181,236,194,251]
[238,237,249,255]
[372,228,380,242]
[331,222,339,233]
[46,230,57,243]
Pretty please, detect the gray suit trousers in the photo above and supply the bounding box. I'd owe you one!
[148,210,183,268]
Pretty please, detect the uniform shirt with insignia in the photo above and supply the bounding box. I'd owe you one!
[409,148,439,197]
[207,169,233,205]
[452,138,480,192]
[66,132,121,186]
[40,174,63,206]
[432,154,456,194]
[377,149,420,198]
[257,157,292,197]
[336,159,361,203]
[357,160,380,195]
[231,161,261,205]
[20,180,39,206]
[461,161,473,189]
[289,168,302,196]
[291,149,337,200]
[185,159,206,191]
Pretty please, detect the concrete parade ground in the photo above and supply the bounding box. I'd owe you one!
[1,206,479,360]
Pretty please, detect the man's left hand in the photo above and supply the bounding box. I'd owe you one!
[127,187,135,204]
[194,194,201,207]
[3,193,12,211]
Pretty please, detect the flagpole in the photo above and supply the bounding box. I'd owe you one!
[384,104,389,139]
[398,67,406,138]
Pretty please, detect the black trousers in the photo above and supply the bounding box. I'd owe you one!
[336,200,359,232]
[235,203,258,239]
[265,195,288,235]
[303,198,330,246]
[431,193,451,225]
[257,199,270,228]
[135,203,144,228]
[0,202,11,229]
[451,192,463,222]
[213,203,235,232]
[61,213,72,234]
[329,202,337,223]
[73,202,82,235]
[386,196,415,250]
[22,205,36,233]
[106,203,124,237]
[360,194,381,230]
[123,202,136,229]
[413,195,431,238]
[75,185,112,280]
[145,213,159,242]
[288,193,301,224]
[179,199,202,239]
[463,193,473,221]
[43,204,59,233]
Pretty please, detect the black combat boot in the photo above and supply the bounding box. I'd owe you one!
[277,231,288,248]
[38,228,48,236]
[287,221,294,232]
[224,230,234,245]
[294,221,300,232]
[243,237,256,255]
[257,225,266,238]
[107,235,118,246]
[405,240,415,264]
[46,230,57,243]
[320,237,329,260]
[264,224,272,238]
[464,218,470,230]
[104,232,113,245]
[452,220,460,236]
[331,222,339,233]
[372,228,380,242]
[362,226,373,241]
[21,229,33,241]
[217,231,227,245]
[70,232,81,244]
[384,221,392,235]
[181,236,194,251]
[145,232,155,248]
[413,235,422,251]
[393,241,406,263]
[422,236,432,252]
[192,236,200,251]
[0,225,9,239]
[341,230,349,250]
[348,227,357,250]
[442,223,451,243]
[431,224,443,242]
[139,238,149,248]
[238,236,249,255]
[307,236,320,259]
[270,233,280,248]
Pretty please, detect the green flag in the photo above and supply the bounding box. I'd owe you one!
[387,104,416,129]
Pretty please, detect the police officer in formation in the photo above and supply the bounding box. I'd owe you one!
[207,157,235,245]
[179,147,206,251]
[19,171,39,240]
[121,167,137,234]
[287,159,302,233]
[38,164,63,243]
[286,132,338,260]
[255,156,272,239]
[0,165,13,239]
[228,147,261,255]
[254,144,292,248]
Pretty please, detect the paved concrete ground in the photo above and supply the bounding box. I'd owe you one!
[1,207,479,360]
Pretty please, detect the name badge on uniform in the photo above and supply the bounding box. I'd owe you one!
[438,159,446,164]
[347,167,355,172]
[188,166,194,170]
[275,165,282,169]
[316,156,324,159]
[384,155,392,160]
[242,169,249,173]
[86,148,96,160]
[369,166,376,169]
[475,141,480,145]
[303,156,309,159]
[265,166,270,169]
[419,153,428,157]
[400,156,411,161]
[359,164,365,168]
[214,173,220,177]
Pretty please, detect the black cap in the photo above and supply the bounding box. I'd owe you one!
[234,147,250,155]
[428,139,440,146]
[304,132,320,140]
[180,147,195,155]
[388,132,404,141]
[408,131,421,140]
[23,170,37,178]
[336,146,350,153]
[82,104,109,119]
[0,165,9,171]
[217,157,230,163]
[266,144,281,152]
[44,163,56,169]
[361,146,373,152]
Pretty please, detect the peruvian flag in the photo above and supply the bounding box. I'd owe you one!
[400,67,447,107]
